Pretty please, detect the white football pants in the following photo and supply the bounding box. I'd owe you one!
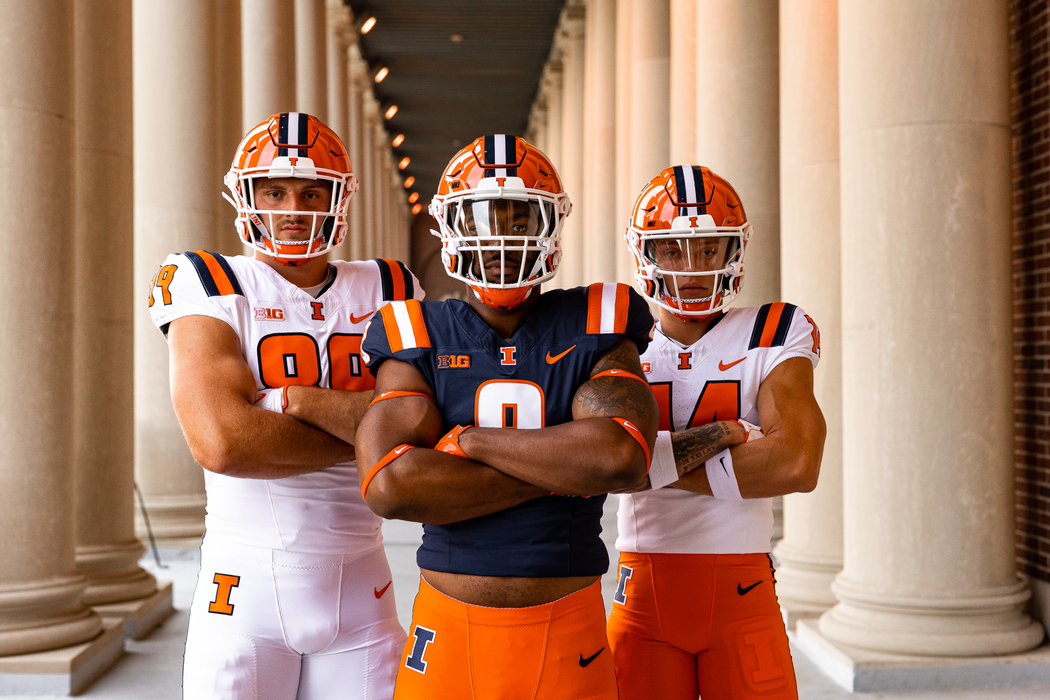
[183,538,406,700]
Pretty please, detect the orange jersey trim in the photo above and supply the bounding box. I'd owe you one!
[757,302,787,348]
[378,258,408,300]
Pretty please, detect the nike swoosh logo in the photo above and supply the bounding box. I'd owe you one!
[374,581,392,599]
[546,345,577,364]
[350,312,373,324]
[394,445,410,455]
[578,647,605,667]
[718,357,746,371]
[737,581,762,596]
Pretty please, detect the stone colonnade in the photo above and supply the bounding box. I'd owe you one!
[0,0,410,674]
[526,0,1046,674]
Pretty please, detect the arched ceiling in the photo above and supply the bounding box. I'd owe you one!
[345,0,566,204]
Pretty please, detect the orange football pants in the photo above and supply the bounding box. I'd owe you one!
[607,552,797,700]
[393,577,617,700]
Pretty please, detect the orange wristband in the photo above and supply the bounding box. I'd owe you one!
[611,417,652,473]
[360,444,415,498]
[368,390,434,408]
[592,369,648,385]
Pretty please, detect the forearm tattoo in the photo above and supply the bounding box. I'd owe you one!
[671,422,732,477]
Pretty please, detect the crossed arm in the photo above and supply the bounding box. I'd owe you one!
[356,338,661,523]
[168,315,358,478]
[666,357,826,497]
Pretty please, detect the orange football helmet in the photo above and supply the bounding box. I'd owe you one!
[224,112,358,265]
[429,135,571,309]
[625,165,751,319]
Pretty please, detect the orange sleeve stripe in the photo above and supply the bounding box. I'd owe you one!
[612,417,651,473]
[406,299,431,348]
[194,251,237,296]
[368,390,434,408]
[592,369,649,385]
[360,444,415,499]
[381,258,407,300]
[586,284,604,335]
[379,304,404,353]
[758,302,786,348]
[613,283,629,334]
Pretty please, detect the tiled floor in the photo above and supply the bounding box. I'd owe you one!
[8,497,1050,699]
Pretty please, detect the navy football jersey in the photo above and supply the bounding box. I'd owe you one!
[361,283,655,577]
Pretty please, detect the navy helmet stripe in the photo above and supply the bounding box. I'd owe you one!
[483,134,516,178]
[277,113,289,157]
[673,165,708,218]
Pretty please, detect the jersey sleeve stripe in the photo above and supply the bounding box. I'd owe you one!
[376,258,409,301]
[586,283,629,334]
[382,300,431,352]
[396,260,416,299]
[379,304,405,353]
[406,299,431,347]
[613,283,629,333]
[183,251,242,297]
[771,303,797,347]
[749,302,792,349]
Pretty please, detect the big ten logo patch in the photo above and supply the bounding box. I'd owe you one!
[437,355,471,369]
[208,573,241,615]
[254,307,285,321]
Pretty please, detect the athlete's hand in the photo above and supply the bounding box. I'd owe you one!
[435,425,472,458]
[254,386,288,414]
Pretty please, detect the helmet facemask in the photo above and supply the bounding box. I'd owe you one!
[224,113,358,266]
[431,173,570,309]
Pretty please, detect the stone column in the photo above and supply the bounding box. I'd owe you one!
[614,0,635,286]
[669,0,697,164]
[216,0,245,256]
[360,99,378,259]
[133,0,217,543]
[296,0,327,120]
[346,43,366,262]
[558,5,586,289]
[627,0,670,283]
[0,0,103,656]
[241,0,296,129]
[694,0,779,309]
[583,0,617,283]
[818,0,1044,656]
[527,99,548,154]
[73,0,157,609]
[326,0,351,141]
[770,0,843,626]
[544,62,564,173]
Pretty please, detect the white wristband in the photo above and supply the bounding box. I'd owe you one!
[705,447,743,500]
[647,431,678,489]
[255,386,287,414]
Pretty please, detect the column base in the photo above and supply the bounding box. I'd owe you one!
[134,493,205,542]
[77,540,157,606]
[795,619,1050,692]
[772,540,841,630]
[93,581,174,640]
[0,619,124,696]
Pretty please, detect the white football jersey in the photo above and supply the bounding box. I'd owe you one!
[616,303,820,554]
[148,251,423,554]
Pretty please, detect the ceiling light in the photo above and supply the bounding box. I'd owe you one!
[450,34,463,43]
[403,176,415,188]
[408,192,419,204]
[392,134,405,147]
[412,203,423,215]
[398,157,410,170]
[384,105,398,119]
[374,67,388,83]
[361,16,376,33]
